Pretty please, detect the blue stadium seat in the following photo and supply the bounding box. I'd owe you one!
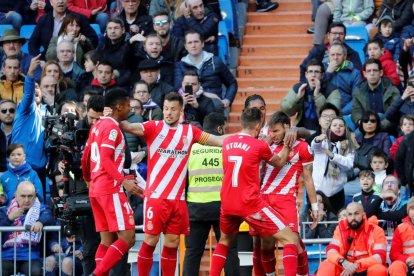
[219,0,239,40]
[306,244,327,274]
[0,25,13,36]
[20,25,36,54]
[345,26,369,65]
[90,23,102,38]
[218,21,229,65]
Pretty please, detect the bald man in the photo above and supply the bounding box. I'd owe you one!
[0,181,55,276]
[317,202,387,276]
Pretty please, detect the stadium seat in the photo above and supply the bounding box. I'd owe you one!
[218,21,229,65]
[345,26,369,65]
[20,25,36,54]
[306,244,327,274]
[90,23,102,38]
[0,25,13,36]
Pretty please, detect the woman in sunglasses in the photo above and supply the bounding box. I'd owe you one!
[311,116,357,213]
[356,110,392,162]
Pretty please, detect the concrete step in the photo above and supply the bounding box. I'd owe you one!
[239,55,305,66]
[248,0,311,12]
[231,99,281,113]
[237,77,299,88]
[237,87,290,100]
[238,65,300,77]
[243,34,313,45]
[245,22,313,35]
[241,43,312,55]
[248,11,312,22]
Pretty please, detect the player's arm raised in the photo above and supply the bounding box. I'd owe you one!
[267,144,290,168]
[303,163,318,227]
[204,133,234,147]
[120,120,144,137]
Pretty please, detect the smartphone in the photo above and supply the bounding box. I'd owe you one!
[184,84,193,95]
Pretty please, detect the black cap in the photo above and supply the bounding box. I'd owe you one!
[138,59,161,71]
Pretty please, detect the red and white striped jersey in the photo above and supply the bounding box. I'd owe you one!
[85,117,125,196]
[261,140,313,196]
[141,120,209,200]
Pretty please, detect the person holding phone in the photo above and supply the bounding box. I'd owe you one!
[179,70,224,126]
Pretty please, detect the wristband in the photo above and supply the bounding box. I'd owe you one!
[311,203,319,211]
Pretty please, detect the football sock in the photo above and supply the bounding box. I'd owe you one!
[253,246,265,276]
[283,244,298,276]
[261,248,276,276]
[94,239,129,275]
[138,241,156,276]
[210,243,229,276]
[297,240,309,275]
[160,246,178,276]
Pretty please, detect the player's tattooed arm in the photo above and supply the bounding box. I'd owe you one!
[120,120,144,136]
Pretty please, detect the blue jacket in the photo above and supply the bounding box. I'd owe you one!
[374,33,402,62]
[0,204,55,261]
[28,10,98,58]
[11,76,47,170]
[0,163,44,205]
[174,51,238,103]
[323,61,362,115]
[384,96,414,122]
[299,44,362,83]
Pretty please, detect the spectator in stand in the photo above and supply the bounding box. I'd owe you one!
[12,56,48,195]
[0,30,42,80]
[303,190,337,239]
[0,1,23,31]
[41,60,78,101]
[46,14,95,68]
[365,175,408,235]
[365,39,400,86]
[85,60,117,95]
[379,0,414,34]
[355,111,392,160]
[323,43,362,116]
[175,30,237,110]
[179,70,224,125]
[352,170,381,211]
[28,0,98,59]
[153,12,186,63]
[373,16,402,62]
[0,99,16,145]
[172,0,219,54]
[370,151,389,192]
[0,56,25,103]
[97,17,134,87]
[77,50,101,92]
[333,0,374,27]
[398,38,414,86]
[27,0,49,24]
[67,0,108,33]
[337,208,347,220]
[119,0,153,36]
[385,76,414,123]
[300,22,362,80]
[389,197,414,276]
[351,58,400,133]
[281,59,341,132]
[133,33,174,85]
[0,181,55,276]
[0,144,44,205]
[311,116,356,212]
[56,40,85,84]
[395,129,414,191]
[138,59,174,108]
[390,115,414,160]
[316,202,387,276]
[132,80,162,121]
[306,102,340,144]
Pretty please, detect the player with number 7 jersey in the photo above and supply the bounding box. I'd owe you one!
[211,108,302,276]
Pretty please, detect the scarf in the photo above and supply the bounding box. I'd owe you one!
[330,131,346,143]
[3,198,42,248]
[143,99,159,110]
[8,162,31,176]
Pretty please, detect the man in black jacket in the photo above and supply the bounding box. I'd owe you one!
[395,130,414,192]
[28,0,98,59]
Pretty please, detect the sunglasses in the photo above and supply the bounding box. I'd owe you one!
[362,118,377,123]
[0,108,15,114]
[153,20,169,26]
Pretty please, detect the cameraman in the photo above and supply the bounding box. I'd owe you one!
[55,95,104,275]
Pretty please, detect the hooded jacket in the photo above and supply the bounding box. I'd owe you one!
[379,0,414,33]
[378,49,400,85]
[174,51,237,103]
[333,0,374,23]
[0,73,25,103]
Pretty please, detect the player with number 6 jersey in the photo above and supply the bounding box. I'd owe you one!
[210,108,302,276]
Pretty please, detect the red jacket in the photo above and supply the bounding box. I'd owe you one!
[390,216,414,263]
[391,136,403,161]
[67,0,107,19]
[379,49,401,87]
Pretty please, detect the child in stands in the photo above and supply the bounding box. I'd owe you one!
[374,16,402,62]
[370,151,388,192]
[391,114,414,160]
[353,170,381,212]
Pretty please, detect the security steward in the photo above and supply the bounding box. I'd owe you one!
[183,112,239,276]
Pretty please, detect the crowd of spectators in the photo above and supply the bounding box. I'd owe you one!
[3,0,414,274]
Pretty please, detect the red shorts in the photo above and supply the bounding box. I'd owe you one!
[262,194,299,233]
[90,192,135,232]
[143,198,190,235]
[220,203,286,237]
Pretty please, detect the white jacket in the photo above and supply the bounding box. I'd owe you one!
[311,138,355,197]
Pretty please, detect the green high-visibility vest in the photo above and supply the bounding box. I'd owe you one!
[187,143,223,203]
